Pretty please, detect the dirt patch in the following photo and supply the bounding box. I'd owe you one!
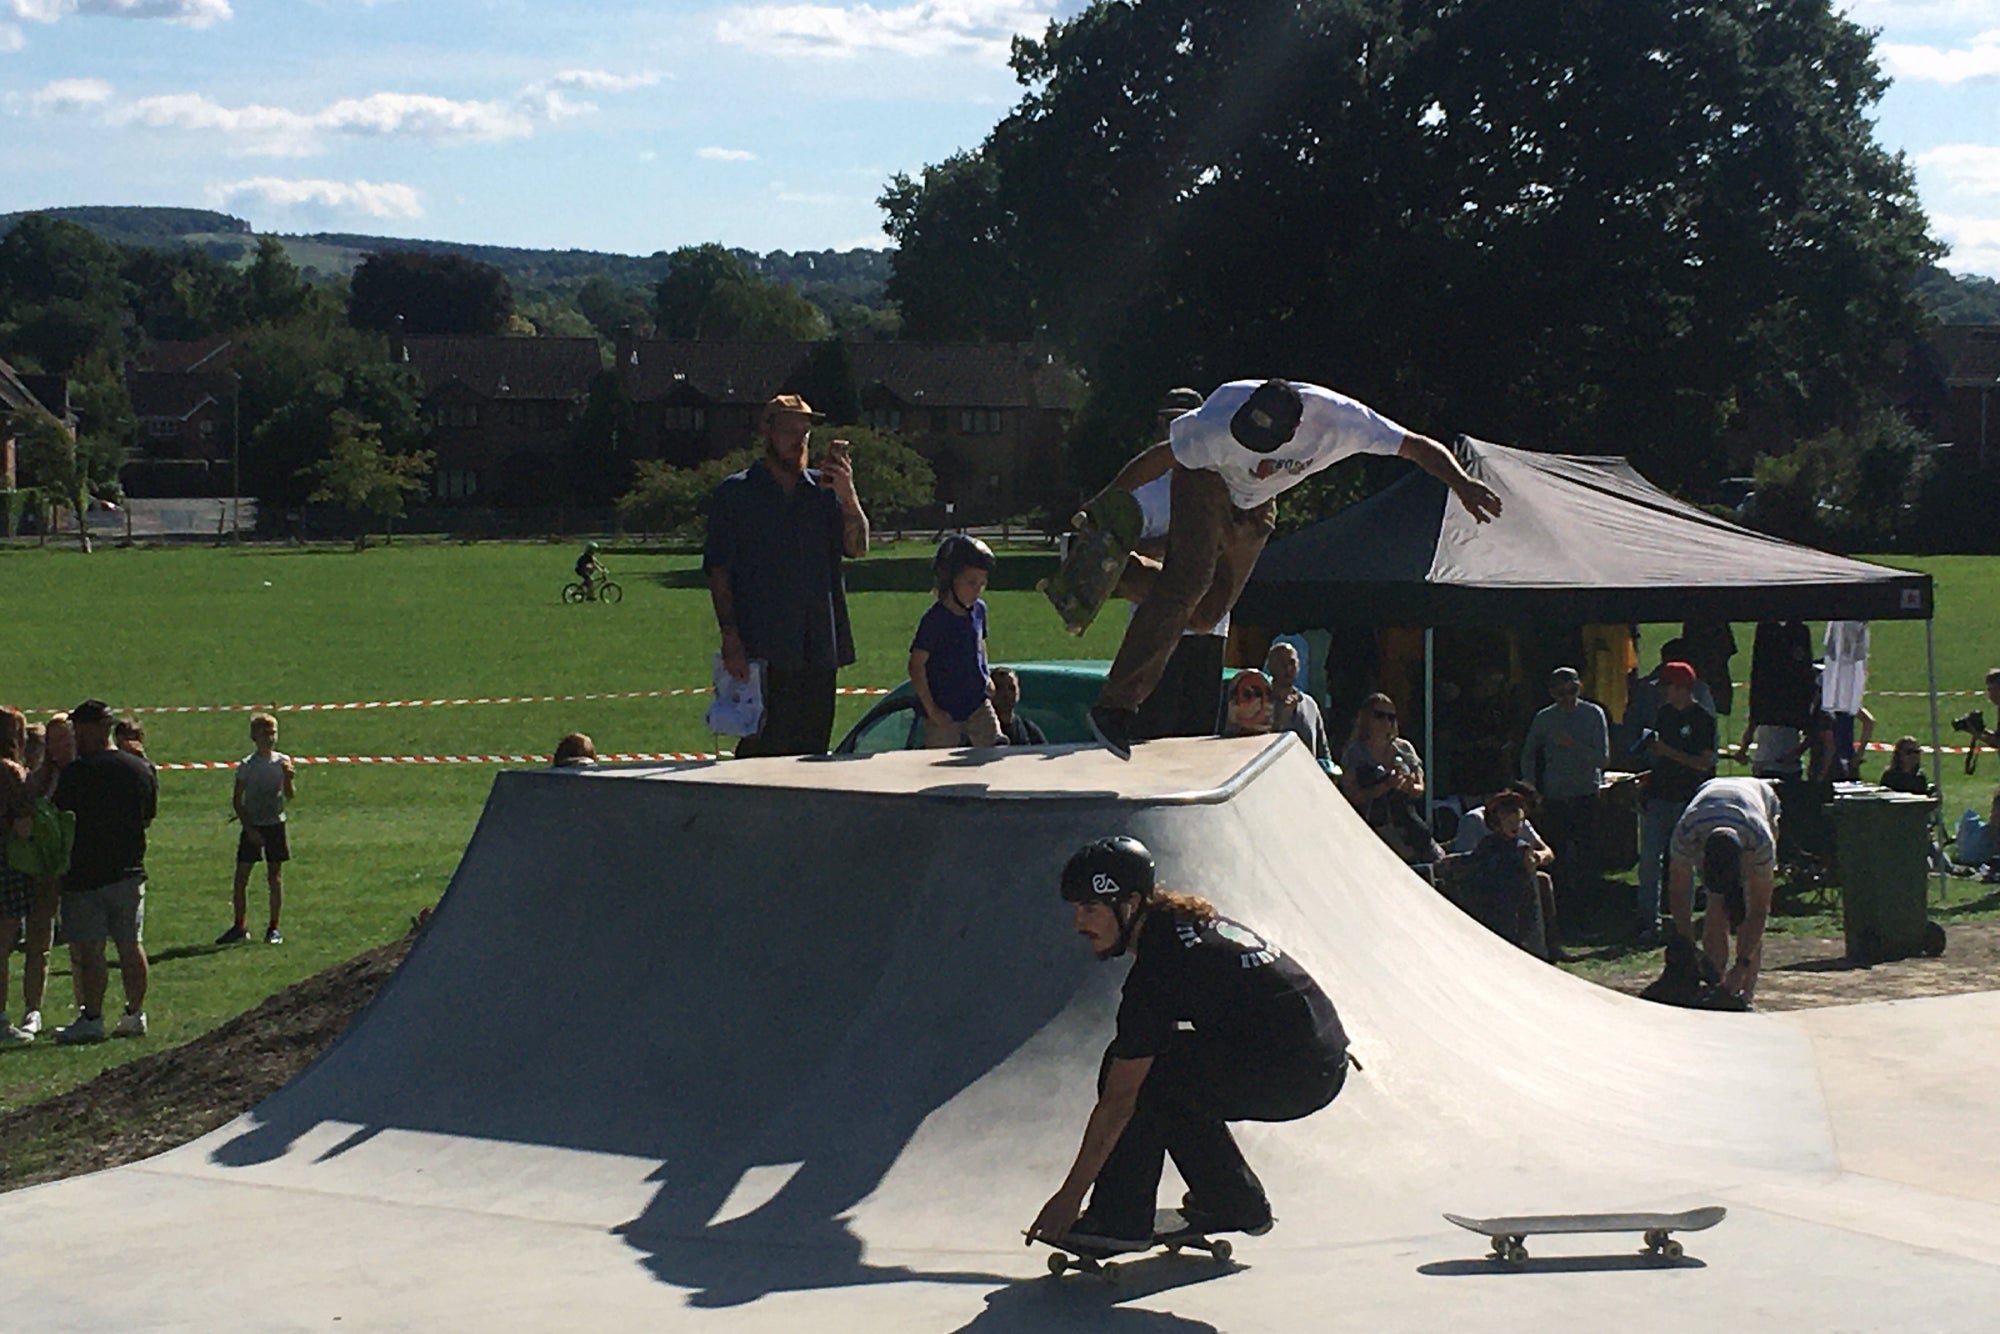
[0,936,412,1193]
[1589,919,2000,1011]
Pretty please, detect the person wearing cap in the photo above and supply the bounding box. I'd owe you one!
[1636,662,1718,945]
[1083,379,1501,758]
[1666,776,1782,1004]
[1123,387,1229,741]
[1027,836,1352,1253]
[704,393,869,757]
[1518,666,1609,936]
[50,700,156,1044]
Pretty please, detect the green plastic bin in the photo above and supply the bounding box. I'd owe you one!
[1826,789,1943,964]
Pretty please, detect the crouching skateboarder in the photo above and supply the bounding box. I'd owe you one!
[1028,836,1354,1254]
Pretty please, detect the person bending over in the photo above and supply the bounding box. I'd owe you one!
[1666,777,1781,1005]
[1027,836,1353,1253]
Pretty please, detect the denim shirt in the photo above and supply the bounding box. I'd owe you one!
[703,461,855,672]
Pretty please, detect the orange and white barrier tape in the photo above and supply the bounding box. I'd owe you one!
[34,686,891,716]
[157,751,724,772]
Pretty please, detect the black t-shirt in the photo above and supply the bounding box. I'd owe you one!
[1649,702,1717,805]
[53,749,157,892]
[1110,908,1348,1064]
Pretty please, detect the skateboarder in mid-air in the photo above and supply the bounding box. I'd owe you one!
[1084,379,1503,758]
[1027,837,1354,1253]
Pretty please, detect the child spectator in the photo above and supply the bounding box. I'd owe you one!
[552,733,599,767]
[1880,737,1934,795]
[217,713,295,946]
[1460,793,1548,954]
[23,723,45,775]
[990,668,1046,746]
[909,535,1002,748]
[0,707,38,1044]
[1954,787,2000,879]
[1224,669,1274,737]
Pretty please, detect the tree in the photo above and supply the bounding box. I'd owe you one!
[576,275,652,340]
[0,213,129,371]
[348,250,514,336]
[616,449,755,538]
[801,338,861,424]
[651,244,829,341]
[884,0,1939,492]
[306,410,434,548]
[122,245,248,342]
[839,424,936,525]
[14,404,122,552]
[245,236,308,325]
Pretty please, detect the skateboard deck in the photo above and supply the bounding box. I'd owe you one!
[1036,1208,1238,1280]
[1038,489,1144,636]
[1444,1206,1725,1263]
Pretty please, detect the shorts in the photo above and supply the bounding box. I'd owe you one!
[62,874,145,946]
[0,863,32,919]
[923,701,1003,749]
[237,823,291,864]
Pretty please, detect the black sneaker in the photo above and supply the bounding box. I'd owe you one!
[1061,1215,1151,1254]
[265,927,284,946]
[214,925,248,945]
[1089,705,1136,761]
[1178,1194,1275,1236]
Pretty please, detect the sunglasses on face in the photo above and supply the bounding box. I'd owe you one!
[1236,687,1269,701]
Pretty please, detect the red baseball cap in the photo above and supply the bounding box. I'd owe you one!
[1659,661,1697,687]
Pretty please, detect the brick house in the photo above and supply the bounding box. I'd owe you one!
[615,335,1079,521]
[396,334,604,505]
[1932,324,2000,469]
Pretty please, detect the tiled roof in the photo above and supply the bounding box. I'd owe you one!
[19,373,69,418]
[1,356,48,417]
[1934,324,2000,386]
[402,336,602,401]
[127,371,220,421]
[621,340,810,403]
[135,336,233,374]
[621,338,1078,410]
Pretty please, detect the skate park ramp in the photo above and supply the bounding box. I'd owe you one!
[5,734,2000,1331]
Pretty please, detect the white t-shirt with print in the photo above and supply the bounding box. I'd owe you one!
[1169,380,1410,510]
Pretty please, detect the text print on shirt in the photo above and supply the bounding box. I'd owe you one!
[1183,917,1282,969]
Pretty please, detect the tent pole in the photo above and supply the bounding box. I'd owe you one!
[1424,627,1436,832]
[1927,618,1948,904]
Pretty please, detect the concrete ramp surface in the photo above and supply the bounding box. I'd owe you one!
[4,736,2000,1331]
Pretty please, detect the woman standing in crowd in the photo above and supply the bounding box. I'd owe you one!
[0,708,40,1044]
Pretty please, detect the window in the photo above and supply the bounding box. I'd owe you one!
[146,418,178,438]
[437,469,480,500]
[432,404,481,429]
[864,407,902,431]
[958,407,1003,434]
[663,405,707,432]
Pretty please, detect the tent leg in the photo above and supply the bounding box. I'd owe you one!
[1424,627,1436,833]
[1927,619,1948,905]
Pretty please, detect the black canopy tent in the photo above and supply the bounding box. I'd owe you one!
[1235,437,1945,890]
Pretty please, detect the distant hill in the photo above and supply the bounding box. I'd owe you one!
[0,204,891,307]
[1917,266,2000,326]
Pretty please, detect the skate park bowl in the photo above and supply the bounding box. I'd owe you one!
[3,734,2000,1330]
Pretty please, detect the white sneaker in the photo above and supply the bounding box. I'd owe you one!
[55,1014,106,1044]
[19,1010,42,1036]
[0,1017,31,1046]
[113,1011,148,1038]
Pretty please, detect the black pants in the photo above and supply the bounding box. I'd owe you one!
[1537,793,1598,929]
[733,666,837,757]
[1133,634,1227,741]
[1088,1033,1347,1237]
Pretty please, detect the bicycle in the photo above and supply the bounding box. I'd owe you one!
[562,576,623,604]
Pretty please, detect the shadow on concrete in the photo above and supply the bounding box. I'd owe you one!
[950,1258,1232,1332]
[1419,1254,1707,1277]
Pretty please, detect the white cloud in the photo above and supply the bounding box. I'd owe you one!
[547,69,663,93]
[0,21,23,49]
[4,75,112,111]
[1882,30,2000,82]
[1930,211,2000,277]
[715,0,1057,64]
[207,176,422,219]
[698,145,757,160]
[1842,0,2000,25]
[7,0,231,27]
[1917,142,2000,193]
[103,86,586,155]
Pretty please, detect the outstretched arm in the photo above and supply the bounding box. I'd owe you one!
[1399,433,1502,522]
[1027,1055,1152,1243]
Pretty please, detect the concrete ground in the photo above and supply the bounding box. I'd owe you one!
[2,735,1997,1331]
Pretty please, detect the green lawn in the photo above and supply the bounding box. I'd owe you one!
[0,540,1992,1113]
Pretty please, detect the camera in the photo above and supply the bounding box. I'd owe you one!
[1952,710,1988,738]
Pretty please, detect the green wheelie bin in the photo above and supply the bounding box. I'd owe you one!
[1826,789,1945,964]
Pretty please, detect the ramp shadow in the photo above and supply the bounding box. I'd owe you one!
[1420,1255,1708,1276]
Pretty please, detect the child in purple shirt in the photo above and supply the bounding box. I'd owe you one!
[910,536,1003,748]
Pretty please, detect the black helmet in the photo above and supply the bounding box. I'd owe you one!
[934,534,996,590]
[1061,836,1155,905]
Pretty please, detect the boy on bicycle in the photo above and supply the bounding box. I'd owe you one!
[575,542,606,600]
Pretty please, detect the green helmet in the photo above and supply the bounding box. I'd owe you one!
[585,541,600,553]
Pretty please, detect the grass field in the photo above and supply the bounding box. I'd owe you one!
[0,540,1993,1114]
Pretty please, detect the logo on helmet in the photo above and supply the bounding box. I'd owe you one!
[1092,872,1120,897]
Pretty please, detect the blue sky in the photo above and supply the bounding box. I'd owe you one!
[2,0,1999,275]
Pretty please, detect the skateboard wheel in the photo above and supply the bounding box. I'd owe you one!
[1047,1253,1067,1276]
[1505,1242,1529,1264]
[1212,1239,1233,1263]
[1164,1243,1181,1255]
[1099,1262,1121,1283]
[1662,1240,1683,1259]
[1644,1229,1666,1251]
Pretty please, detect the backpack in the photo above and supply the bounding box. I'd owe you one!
[7,797,76,877]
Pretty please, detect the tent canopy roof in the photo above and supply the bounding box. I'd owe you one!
[1235,438,1933,629]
